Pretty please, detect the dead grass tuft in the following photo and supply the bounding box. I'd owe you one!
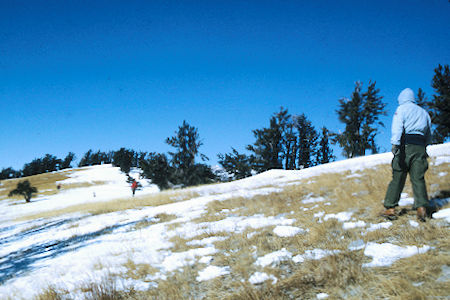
[133,213,177,230]
[34,286,68,300]
[145,266,203,300]
[81,276,125,300]
[124,259,158,280]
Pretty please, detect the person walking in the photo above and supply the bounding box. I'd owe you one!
[131,179,138,197]
[382,88,432,222]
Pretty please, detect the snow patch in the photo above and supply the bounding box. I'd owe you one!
[399,197,414,206]
[343,220,366,230]
[432,208,450,223]
[366,222,392,232]
[324,211,353,222]
[302,196,326,204]
[186,236,228,246]
[196,265,230,281]
[432,156,450,166]
[363,242,431,267]
[249,272,277,285]
[162,247,218,272]
[314,211,325,218]
[408,220,419,228]
[255,248,292,267]
[293,249,340,263]
[273,225,307,237]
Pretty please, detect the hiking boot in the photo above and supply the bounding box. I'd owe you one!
[417,207,426,222]
[381,208,397,220]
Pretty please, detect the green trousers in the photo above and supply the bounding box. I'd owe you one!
[384,144,429,209]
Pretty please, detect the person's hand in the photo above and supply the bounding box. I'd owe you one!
[392,145,400,155]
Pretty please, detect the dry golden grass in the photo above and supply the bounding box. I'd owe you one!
[34,286,68,300]
[16,190,200,222]
[0,171,72,201]
[28,158,450,300]
[123,259,159,280]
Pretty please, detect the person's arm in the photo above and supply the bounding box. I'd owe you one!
[390,108,403,146]
[425,113,432,145]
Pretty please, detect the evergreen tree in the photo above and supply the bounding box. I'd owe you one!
[316,127,335,164]
[113,148,135,174]
[78,150,93,167]
[8,180,38,202]
[135,151,148,169]
[274,108,298,170]
[335,81,386,158]
[335,82,364,158]
[185,164,217,186]
[42,154,60,173]
[60,152,75,170]
[21,154,62,177]
[360,81,387,154]
[284,121,297,170]
[141,152,173,190]
[79,150,112,167]
[247,112,284,172]
[166,121,212,187]
[430,64,450,143]
[246,108,325,171]
[416,88,428,108]
[21,159,39,177]
[294,114,319,168]
[218,148,253,180]
[0,167,21,180]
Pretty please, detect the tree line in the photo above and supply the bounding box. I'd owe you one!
[1,64,448,189]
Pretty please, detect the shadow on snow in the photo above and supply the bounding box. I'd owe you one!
[0,216,155,285]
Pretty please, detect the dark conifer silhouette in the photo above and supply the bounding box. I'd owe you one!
[8,180,38,203]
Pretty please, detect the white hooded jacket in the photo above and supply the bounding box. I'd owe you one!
[390,88,432,146]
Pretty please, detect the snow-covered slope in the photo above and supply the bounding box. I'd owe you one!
[0,165,159,222]
[0,144,449,299]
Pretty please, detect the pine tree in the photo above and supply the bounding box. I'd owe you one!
[316,127,335,164]
[136,151,148,169]
[78,150,93,167]
[361,81,387,154]
[113,148,135,174]
[274,108,298,170]
[185,164,217,186]
[416,88,428,108]
[141,152,173,190]
[335,82,364,158]
[284,121,297,170]
[247,112,284,172]
[8,180,38,202]
[294,114,319,168]
[0,167,21,180]
[335,81,386,158]
[166,121,212,187]
[218,148,252,180]
[42,154,60,173]
[430,64,450,143]
[60,152,75,170]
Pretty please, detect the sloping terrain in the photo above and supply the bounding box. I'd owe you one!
[0,144,449,299]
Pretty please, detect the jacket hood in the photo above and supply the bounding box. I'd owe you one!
[398,88,416,105]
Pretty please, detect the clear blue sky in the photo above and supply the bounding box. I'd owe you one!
[1,0,449,169]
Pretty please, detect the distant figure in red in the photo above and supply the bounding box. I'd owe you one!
[131,180,138,197]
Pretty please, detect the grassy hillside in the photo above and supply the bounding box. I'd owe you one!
[1,148,449,300]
